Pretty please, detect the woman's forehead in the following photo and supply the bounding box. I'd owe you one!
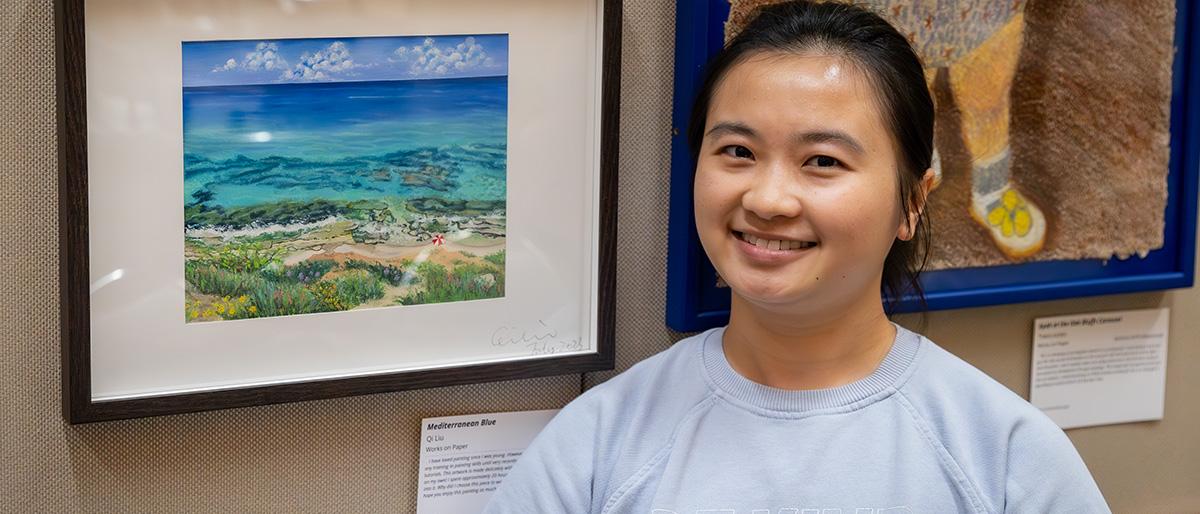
[712,53,881,116]
[713,51,892,132]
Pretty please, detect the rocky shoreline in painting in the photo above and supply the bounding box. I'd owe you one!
[183,194,506,323]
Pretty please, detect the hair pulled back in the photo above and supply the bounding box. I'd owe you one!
[686,0,935,311]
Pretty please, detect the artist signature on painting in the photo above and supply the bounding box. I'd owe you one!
[491,321,586,356]
[526,337,586,356]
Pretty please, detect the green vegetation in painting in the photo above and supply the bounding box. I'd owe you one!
[183,197,506,323]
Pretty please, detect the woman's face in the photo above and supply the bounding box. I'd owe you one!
[693,52,913,314]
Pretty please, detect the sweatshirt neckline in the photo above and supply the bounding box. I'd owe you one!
[700,325,921,413]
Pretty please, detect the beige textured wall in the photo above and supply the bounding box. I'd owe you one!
[3,0,1198,512]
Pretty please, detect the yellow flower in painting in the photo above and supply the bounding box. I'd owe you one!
[249,306,257,313]
[987,190,1032,237]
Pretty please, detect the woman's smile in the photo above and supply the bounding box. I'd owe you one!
[731,230,818,265]
[735,231,817,251]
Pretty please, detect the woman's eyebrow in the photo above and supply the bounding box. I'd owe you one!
[705,122,755,139]
[796,130,867,156]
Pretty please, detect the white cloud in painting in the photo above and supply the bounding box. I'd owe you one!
[245,42,289,70]
[280,41,357,81]
[213,42,289,73]
[393,36,489,75]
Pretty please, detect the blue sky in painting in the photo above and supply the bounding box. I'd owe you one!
[183,34,508,87]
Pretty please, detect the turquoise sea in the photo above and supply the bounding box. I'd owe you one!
[182,76,508,212]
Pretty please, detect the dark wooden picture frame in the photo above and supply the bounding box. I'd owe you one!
[58,0,621,423]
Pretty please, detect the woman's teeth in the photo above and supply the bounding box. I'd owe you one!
[740,232,814,250]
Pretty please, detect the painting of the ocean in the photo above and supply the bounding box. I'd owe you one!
[182,35,508,323]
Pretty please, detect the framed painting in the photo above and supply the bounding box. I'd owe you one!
[58,0,621,423]
[666,0,1200,332]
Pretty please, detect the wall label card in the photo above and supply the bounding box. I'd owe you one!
[417,408,558,513]
[1031,308,1169,429]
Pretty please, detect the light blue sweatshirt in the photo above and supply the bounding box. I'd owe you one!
[483,326,1110,513]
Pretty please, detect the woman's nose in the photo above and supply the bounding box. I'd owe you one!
[742,165,802,220]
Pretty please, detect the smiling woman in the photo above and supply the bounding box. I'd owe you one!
[482,1,1110,513]
[692,53,914,340]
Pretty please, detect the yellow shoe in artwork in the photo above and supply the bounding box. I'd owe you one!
[971,185,1046,258]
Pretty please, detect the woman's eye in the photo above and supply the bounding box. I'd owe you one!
[722,145,753,159]
[808,155,840,167]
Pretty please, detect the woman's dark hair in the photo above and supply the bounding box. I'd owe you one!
[686,0,935,312]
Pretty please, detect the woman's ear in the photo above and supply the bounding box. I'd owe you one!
[896,168,935,241]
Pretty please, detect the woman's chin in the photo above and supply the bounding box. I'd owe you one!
[728,281,812,310]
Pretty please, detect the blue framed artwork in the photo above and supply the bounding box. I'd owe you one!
[666,0,1200,332]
